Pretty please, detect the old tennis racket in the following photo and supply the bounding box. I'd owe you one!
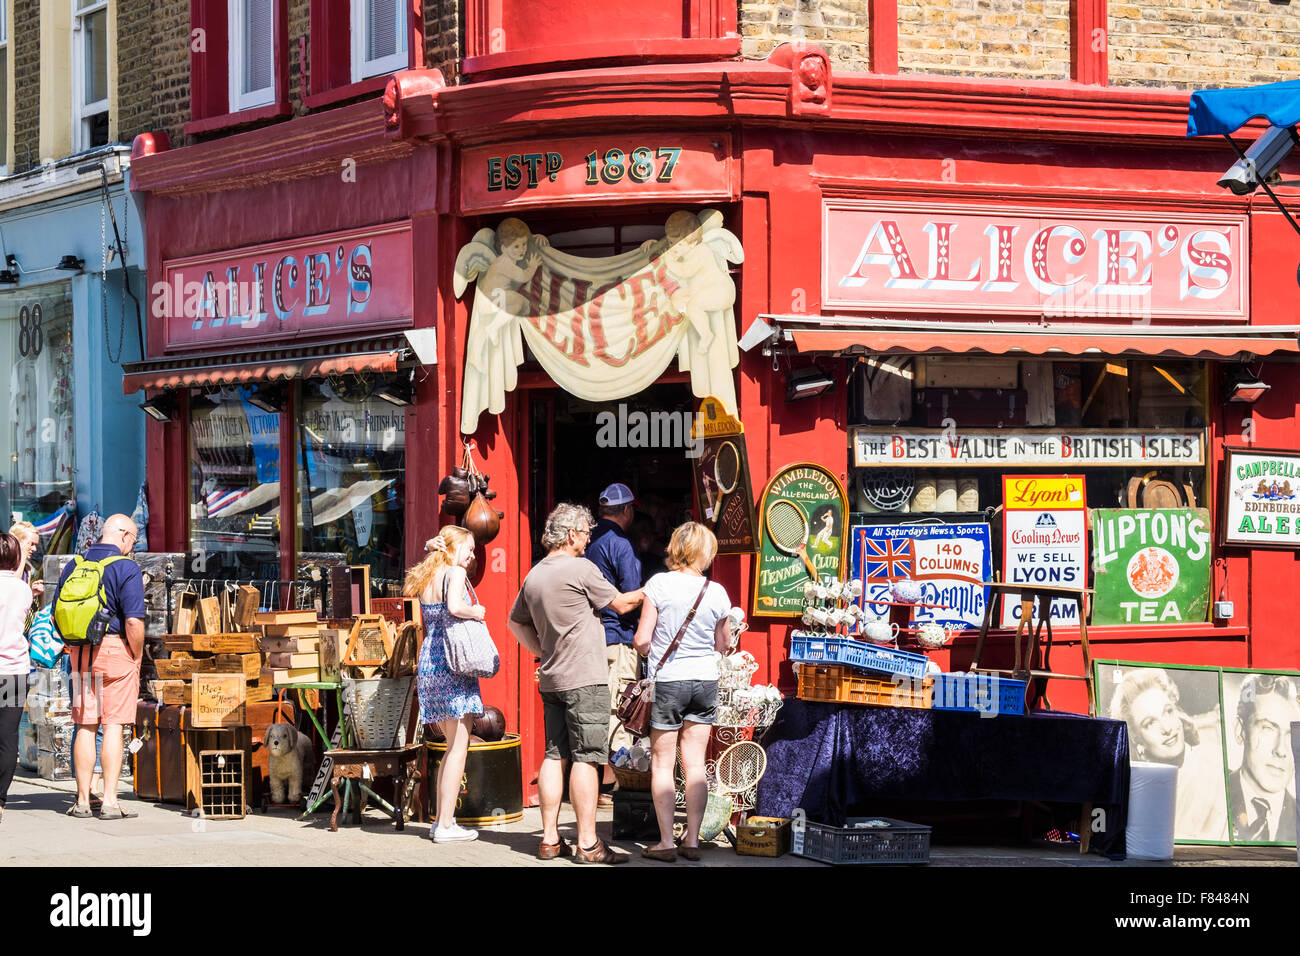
[765,499,819,579]
[708,441,741,527]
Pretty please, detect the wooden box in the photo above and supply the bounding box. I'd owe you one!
[154,654,216,680]
[349,565,371,616]
[196,596,221,635]
[147,680,189,706]
[343,615,392,667]
[191,673,248,728]
[192,632,261,654]
[185,726,253,812]
[232,585,261,630]
[736,817,792,857]
[197,750,246,820]
[174,591,199,635]
[212,652,262,681]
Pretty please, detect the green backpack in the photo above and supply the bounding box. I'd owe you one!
[53,554,127,645]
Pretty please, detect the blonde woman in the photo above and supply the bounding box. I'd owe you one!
[633,522,732,862]
[405,526,488,844]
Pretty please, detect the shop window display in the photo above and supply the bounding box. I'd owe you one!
[295,378,405,587]
[847,358,1211,627]
[1,284,75,527]
[189,386,282,579]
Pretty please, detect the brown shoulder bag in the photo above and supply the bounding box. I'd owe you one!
[616,580,709,738]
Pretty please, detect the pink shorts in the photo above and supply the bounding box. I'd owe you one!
[69,639,141,726]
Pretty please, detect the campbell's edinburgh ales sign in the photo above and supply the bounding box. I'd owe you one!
[824,201,1247,320]
[1221,447,1300,550]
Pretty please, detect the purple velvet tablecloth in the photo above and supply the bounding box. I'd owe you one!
[756,699,1129,858]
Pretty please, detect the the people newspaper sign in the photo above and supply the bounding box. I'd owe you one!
[454,211,743,434]
[850,523,992,631]
[1001,475,1089,627]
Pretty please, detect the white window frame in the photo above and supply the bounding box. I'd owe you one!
[228,0,276,113]
[350,0,408,84]
[71,0,109,152]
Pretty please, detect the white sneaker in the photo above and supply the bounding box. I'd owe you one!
[433,825,479,843]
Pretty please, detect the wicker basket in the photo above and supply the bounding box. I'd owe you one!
[342,676,415,749]
[612,766,652,791]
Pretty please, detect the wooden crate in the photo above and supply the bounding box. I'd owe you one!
[154,655,217,680]
[185,728,251,812]
[212,652,262,681]
[192,632,260,654]
[174,592,199,635]
[196,596,221,635]
[197,751,246,820]
[148,680,189,706]
[736,817,792,857]
[232,585,261,630]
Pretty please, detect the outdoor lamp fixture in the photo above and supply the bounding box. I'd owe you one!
[786,366,835,402]
[247,383,287,413]
[56,255,85,272]
[1217,124,1300,194]
[1222,365,1270,404]
[375,377,414,407]
[139,392,179,422]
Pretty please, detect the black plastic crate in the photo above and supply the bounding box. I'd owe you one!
[612,789,661,840]
[792,816,930,864]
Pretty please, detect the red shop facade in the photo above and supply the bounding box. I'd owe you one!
[131,31,1300,799]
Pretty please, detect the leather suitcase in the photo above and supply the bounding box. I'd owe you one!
[133,702,191,805]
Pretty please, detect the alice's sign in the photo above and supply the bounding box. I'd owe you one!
[753,464,847,618]
[1091,508,1211,625]
[1221,447,1300,549]
[823,201,1247,320]
[460,134,734,212]
[1001,475,1089,627]
[454,211,743,434]
[158,223,414,351]
[850,523,992,631]
[852,427,1204,468]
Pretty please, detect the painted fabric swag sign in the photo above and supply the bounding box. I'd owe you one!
[454,210,744,434]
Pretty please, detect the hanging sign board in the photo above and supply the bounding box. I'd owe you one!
[752,463,847,618]
[460,133,736,213]
[1000,475,1089,627]
[191,673,247,728]
[1091,508,1211,625]
[850,523,992,630]
[1220,446,1300,549]
[690,397,759,554]
[455,211,743,434]
[851,427,1205,468]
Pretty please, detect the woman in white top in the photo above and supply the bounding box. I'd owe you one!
[633,522,732,862]
[1,532,35,821]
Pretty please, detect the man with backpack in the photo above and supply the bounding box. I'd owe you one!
[51,514,145,820]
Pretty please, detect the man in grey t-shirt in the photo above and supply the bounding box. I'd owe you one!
[509,503,643,864]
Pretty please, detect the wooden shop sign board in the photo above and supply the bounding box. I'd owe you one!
[1091,508,1211,625]
[852,427,1205,468]
[1001,475,1088,627]
[850,523,992,631]
[192,674,247,728]
[1220,446,1300,549]
[753,463,847,618]
[690,397,759,554]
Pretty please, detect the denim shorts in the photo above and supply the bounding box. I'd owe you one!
[650,680,718,731]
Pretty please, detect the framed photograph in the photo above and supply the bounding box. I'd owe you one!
[1220,669,1300,846]
[1220,446,1300,550]
[1095,660,1230,845]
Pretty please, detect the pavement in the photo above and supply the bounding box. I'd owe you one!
[2,769,1295,867]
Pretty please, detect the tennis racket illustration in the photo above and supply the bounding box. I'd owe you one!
[709,441,741,526]
[765,499,819,580]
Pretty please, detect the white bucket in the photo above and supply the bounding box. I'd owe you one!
[1127,761,1178,861]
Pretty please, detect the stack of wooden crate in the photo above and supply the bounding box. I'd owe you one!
[260,609,342,685]
[150,631,271,704]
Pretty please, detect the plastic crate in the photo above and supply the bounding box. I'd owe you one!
[796,663,933,709]
[792,817,931,865]
[931,673,1027,716]
[789,634,930,680]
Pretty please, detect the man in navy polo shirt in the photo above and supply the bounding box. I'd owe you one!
[588,483,643,800]
[52,514,146,820]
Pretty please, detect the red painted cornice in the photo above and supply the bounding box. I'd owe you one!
[130,99,415,196]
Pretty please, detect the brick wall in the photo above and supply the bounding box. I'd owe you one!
[116,0,157,145]
[740,0,870,67]
[12,0,39,171]
[897,0,1071,79]
[148,0,192,149]
[1109,0,1300,88]
[424,0,460,85]
[288,0,308,111]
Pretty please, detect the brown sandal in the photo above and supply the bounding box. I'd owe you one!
[641,846,677,862]
[678,845,701,861]
[575,839,628,865]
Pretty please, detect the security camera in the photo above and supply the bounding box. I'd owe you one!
[1218,124,1300,195]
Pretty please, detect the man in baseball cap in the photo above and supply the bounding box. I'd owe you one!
[589,482,642,804]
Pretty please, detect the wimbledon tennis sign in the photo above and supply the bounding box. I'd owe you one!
[753,462,847,618]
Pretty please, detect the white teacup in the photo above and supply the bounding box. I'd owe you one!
[863,619,899,643]
[915,622,949,648]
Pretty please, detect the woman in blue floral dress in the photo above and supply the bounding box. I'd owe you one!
[405,525,487,843]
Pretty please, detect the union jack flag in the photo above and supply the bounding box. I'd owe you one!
[864,537,913,582]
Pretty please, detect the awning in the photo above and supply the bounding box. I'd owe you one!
[1188,79,1300,137]
[122,335,409,394]
[763,317,1300,360]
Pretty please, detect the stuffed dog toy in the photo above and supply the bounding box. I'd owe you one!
[265,722,314,804]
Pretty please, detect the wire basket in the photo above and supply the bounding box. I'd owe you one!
[342,676,415,749]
